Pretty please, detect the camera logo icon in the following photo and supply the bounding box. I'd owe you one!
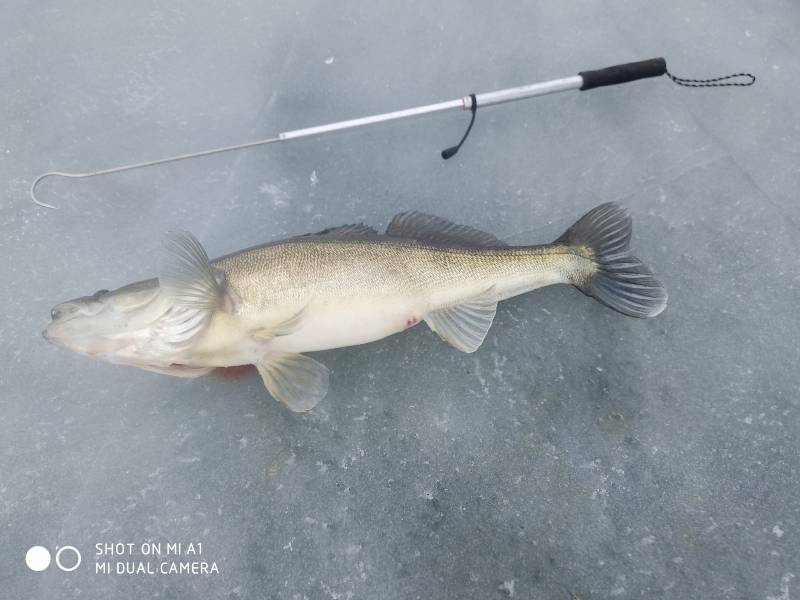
[25,546,81,572]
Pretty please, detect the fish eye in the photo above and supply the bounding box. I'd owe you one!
[51,301,81,320]
[93,289,110,300]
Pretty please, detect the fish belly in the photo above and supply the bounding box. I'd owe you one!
[267,296,422,354]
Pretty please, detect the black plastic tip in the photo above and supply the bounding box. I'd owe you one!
[440,93,477,160]
[441,146,459,160]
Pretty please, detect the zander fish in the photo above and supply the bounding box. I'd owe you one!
[44,202,667,411]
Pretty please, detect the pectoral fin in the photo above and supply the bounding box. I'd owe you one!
[252,306,307,340]
[256,353,330,412]
[159,231,224,310]
[425,286,497,353]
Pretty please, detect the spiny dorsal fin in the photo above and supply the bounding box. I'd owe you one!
[159,231,224,311]
[304,223,380,239]
[425,286,498,353]
[386,211,506,247]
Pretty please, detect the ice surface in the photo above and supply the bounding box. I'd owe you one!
[2,1,798,598]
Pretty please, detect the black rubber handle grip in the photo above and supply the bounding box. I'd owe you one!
[579,57,667,90]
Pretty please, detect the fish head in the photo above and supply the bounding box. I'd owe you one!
[44,231,231,374]
[43,278,181,364]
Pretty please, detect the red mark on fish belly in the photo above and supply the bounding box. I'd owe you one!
[405,316,419,329]
[212,365,256,379]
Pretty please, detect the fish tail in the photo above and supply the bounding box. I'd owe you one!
[555,202,667,318]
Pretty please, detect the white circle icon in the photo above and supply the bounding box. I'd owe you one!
[25,546,51,571]
[55,546,82,572]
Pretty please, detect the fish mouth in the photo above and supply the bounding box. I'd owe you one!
[43,303,81,344]
[43,320,131,359]
[42,326,56,344]
[42,320,90,353]
[42,319,70,347]
[43,302,116,357]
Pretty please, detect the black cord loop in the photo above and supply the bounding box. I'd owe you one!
[666,70,756,87]
[441,94,477,159]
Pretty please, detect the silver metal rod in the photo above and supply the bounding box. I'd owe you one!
[31,74,586,208]
[475,75,583,107]
[278,76,583,142]
[279,99,466,141]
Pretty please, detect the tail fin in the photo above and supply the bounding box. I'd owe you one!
[556,202,667,318]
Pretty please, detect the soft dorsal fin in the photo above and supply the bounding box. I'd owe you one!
[425,286,498,353]
[159,231,224,310]
[304,223,380,239]
[386,211,506,246]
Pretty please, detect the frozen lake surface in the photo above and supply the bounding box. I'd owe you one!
[2,1,798,598]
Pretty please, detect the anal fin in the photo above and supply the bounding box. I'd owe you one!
[256,353,330,412]
[425,286,497,353]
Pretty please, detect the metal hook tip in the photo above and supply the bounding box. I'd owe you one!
[30,172,59,209]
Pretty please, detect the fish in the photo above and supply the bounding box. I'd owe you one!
[44,202,667,411]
